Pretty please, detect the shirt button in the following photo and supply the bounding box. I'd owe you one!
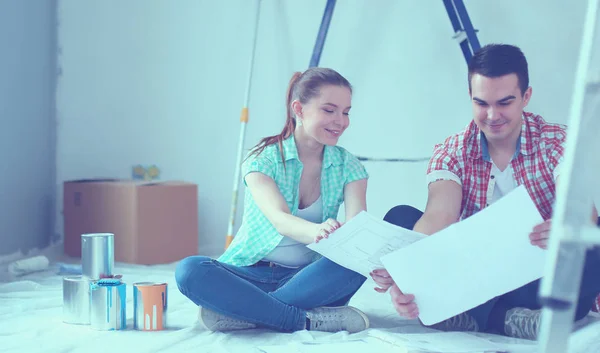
[490,175,495,179]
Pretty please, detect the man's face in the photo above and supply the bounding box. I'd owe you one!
[470,73,531,145]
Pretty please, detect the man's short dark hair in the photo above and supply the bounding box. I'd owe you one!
[468,44,529,95]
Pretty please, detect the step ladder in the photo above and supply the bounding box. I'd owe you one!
[537,0,600,352]
[442,0,481,63]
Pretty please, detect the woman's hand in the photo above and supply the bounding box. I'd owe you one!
[369,268,395,293]
[314,218,341,243]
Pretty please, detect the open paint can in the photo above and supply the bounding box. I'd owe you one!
[90,279,126,330]
[63,275,93,325]
[133,282,168,331]
[82,233,114,279]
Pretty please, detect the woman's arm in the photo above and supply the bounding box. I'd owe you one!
[344,178,368,221]
[245,172,339,244]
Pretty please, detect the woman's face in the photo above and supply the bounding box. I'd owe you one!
[293,84,352,146]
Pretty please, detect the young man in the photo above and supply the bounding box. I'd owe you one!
[372,44,600,340]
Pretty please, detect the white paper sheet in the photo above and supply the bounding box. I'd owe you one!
[3,248,599,353]
[381,185,546,326]
[307,211,426,277]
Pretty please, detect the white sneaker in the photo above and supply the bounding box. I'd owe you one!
[198,306,257,331]
[306,306,370,333]
[504,307,541,340]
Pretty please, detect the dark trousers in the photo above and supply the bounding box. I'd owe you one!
[384,205,600,332]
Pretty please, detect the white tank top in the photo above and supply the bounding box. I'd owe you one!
[262,196,323,267]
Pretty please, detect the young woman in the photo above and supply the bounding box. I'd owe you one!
[175,67,370,333]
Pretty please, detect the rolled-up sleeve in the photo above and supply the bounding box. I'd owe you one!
[426,144,463,186]
[242,153,276,185]
[344,154,369,185]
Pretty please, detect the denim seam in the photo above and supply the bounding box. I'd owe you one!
[215,261,278,284]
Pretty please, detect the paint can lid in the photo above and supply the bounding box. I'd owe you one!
[100,274,122,279]
[81,233,114,238]
[63,275,91,282]
[92,278,123,288]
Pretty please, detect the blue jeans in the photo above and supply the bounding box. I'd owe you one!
[384,205,600,333]
[175,256,367,332]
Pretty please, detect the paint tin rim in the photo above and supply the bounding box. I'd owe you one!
[133,282,168,287]
[82,233,114,238]
[63,275,91,282]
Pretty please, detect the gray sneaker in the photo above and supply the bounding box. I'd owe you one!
[504,307,541,340]
[428,312,480,332]
[198,306,257,331]
[306,306,369,333]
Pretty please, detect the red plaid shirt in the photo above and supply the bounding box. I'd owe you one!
[427,112,567,221]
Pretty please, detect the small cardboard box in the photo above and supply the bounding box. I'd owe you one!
[63,179,198,265]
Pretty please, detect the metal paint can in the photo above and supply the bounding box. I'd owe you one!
[133,282,168,331]
[62,275,93,325]
[90,279,126,330]
[82,233,114,279]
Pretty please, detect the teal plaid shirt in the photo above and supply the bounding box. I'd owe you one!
[218,135,369,266]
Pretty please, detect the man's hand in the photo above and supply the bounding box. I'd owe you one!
[530,219,551,249]
[369,268,395,293]
[390,284,419,319]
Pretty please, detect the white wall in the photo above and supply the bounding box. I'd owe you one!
[0,1,57,257]
[56,0,597,257]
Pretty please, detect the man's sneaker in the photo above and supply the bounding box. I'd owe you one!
[428,312,480,332]
[504,307,541,340]
[198,306,257,331]
[305,306,369,333]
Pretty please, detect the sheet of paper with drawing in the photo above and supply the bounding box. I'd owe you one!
[307,211,426,277]
[380,185,547,326]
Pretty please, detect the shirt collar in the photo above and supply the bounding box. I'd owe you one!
[280,134,344,167]
[281,134,299,161]
[469,113,537,160]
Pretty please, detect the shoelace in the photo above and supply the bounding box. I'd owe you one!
[439,313,479,331]
[215,316,256,330]
[505,309,540,339]
[309,311,347,329]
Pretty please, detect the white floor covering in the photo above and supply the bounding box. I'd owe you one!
[1,251,599,353]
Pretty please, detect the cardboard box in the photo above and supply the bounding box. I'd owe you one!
[63,179,199,265]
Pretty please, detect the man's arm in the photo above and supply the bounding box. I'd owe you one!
[550,137,597,223]
[413,180,463,235]
[529,175,598,249]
